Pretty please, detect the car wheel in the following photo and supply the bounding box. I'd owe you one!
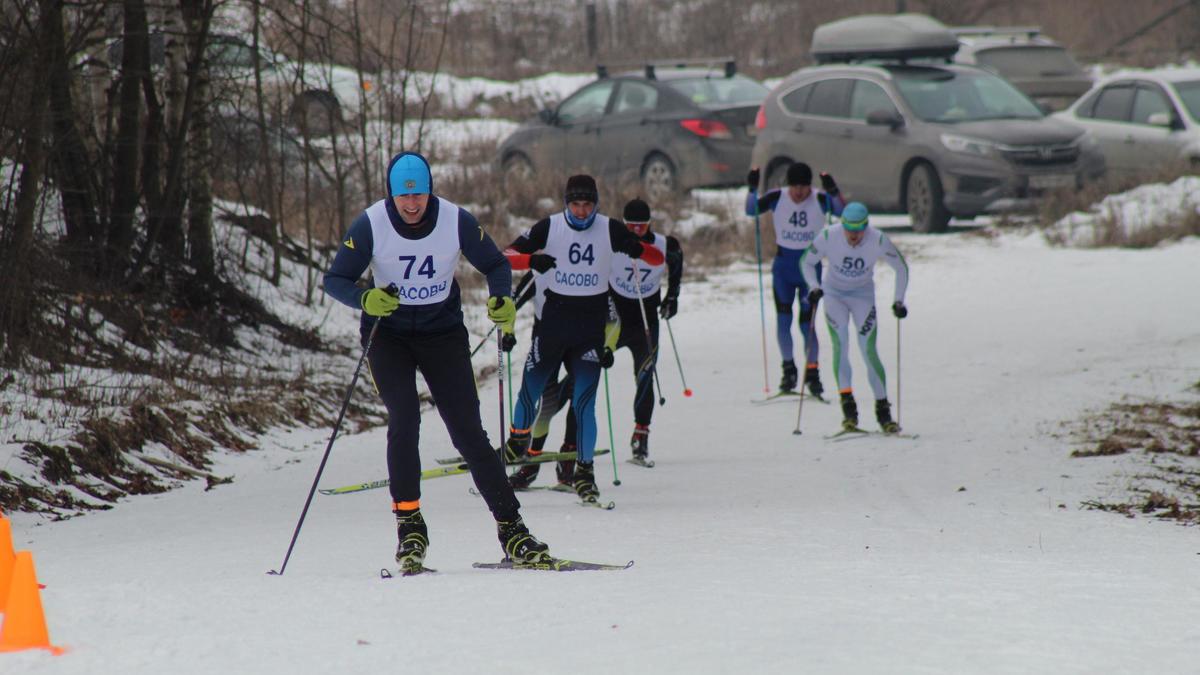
[905,162,950,233]
[641,154,676,202]
[289,89,341,136]
[502,153,534,186]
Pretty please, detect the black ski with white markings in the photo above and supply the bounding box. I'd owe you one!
[473,557,633,572]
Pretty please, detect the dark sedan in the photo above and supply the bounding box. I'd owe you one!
[498,61,768,201]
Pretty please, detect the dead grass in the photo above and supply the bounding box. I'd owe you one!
[1069,396,1200,524]
[1038,166,1200,248]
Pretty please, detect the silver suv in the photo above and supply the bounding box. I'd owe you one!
[750,14,1106,232]
[952,26,1093,112]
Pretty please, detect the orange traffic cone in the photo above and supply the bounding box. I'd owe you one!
[0,551,64,654]
[0,517,13,612]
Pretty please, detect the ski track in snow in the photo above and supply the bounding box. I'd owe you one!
[6,227,1200,674]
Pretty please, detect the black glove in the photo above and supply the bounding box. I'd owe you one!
[746,168,760,190]
[820,172,838,194]
[501,332,517,352]
[529,254,556,274]
[659,296,678,320]
[807,288,824,306]
[600,347,614,369]
[892,301,908,319]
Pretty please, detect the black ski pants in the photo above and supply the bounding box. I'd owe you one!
[365,323,519,520]
[612,294,659,426]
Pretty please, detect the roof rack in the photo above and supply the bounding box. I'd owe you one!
[951,26,1042,38]
[596,57,736,80]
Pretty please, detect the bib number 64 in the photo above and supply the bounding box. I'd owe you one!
[568,242,595,265]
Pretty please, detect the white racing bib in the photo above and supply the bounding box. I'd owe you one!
[609,233,666,299]
[365,197,461,305]
[540,212,612,297]
[772,191,826,250]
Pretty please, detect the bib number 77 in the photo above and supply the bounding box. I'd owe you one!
[624,266,651,282]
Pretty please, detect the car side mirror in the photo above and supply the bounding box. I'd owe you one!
[866,109,904,130]
[1147,111,1185,130]
[1036,102,1053,115]
[538,108,556,126]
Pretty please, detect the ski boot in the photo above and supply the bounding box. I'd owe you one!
[631,424,650,460]
[555,442,576,486]
[508,463,540,489]
[394,509,429,574]
[779,359,798,393]
[572,460,600,501]
[497,516,551,563]
[840,392,859,431]
[503,429,531,463]
[804,365,824,398]
[876,399,900,434]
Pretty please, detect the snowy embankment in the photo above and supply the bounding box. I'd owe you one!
[1049,176,1200,247]
[6,226,1200,674]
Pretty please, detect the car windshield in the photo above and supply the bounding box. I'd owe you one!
[665,75,768,107]
[1172,80,1200,122]
[892,68,1044,122]
[975,46,1085,78]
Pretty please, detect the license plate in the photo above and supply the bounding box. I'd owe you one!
[1028,173,1074,189]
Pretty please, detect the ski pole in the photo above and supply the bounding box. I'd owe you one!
[630,259,665,406]
[896,315,902,429]
[470,274,537,358]
[603,369,621,486]
[753,211,770,393]
[470,325,497,358]
[269,284,396,576]
[662,316,692,397]
[498,330,507,466]
[791,365,807,435]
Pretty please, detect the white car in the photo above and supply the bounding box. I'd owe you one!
[1054,67,1200,175]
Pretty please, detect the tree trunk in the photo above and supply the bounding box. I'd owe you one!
[107,0,152,276]
[45,0,101,267]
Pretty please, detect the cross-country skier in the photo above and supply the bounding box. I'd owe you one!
[323,151,550,573]
[746,162,844,396]
[800,201,909,433]
[608,197,683,463]
[503,174,664,502]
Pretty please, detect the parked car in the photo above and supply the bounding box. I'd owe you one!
[750,13,1105,233]
[102,32,378,135]
[952,26,1092,112]
[1053,67,1200,176]
[497,59,768,201]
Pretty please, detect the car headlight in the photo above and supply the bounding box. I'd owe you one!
[1075,132,1100,152]
[940,134,998,157]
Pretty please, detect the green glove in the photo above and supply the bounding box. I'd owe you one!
[487,296,516,334]
[361,287,400,317]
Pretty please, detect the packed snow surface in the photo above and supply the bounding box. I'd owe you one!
[6,225,1200,674]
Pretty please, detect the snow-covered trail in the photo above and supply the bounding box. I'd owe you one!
[8,229,1200,674]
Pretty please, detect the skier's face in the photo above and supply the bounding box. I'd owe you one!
[843,228,866,246]
[787,184,812,202]
[626,220,649,237]
[567,200,595,221]
[393,193,430,224]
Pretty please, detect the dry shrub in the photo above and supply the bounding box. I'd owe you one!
[1039,165,1200,248]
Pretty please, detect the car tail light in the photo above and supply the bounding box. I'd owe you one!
[755,105,766,130]
[680,119,733,140]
